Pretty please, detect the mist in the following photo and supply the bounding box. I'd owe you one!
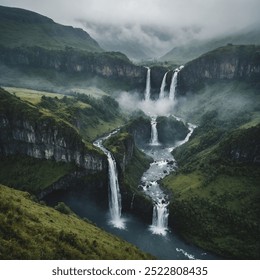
[1,0,260,59]
[116,80,259,128]
[174,83,260,125]
[117,91,177,116]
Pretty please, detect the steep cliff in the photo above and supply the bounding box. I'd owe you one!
[0,89,106,171]
[104,131,153,222]
[0,46,146,90]
[178,45,260,93]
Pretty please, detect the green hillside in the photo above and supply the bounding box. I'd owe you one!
[0,184,152,259]
[0,88,125,194]
[162,82,260,259]
[0,5,102,52]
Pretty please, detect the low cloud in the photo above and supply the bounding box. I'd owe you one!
[1,0,260,59]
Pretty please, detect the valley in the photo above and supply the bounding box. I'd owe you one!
[0,4,259,260]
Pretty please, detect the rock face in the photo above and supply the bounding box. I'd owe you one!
[0,46,146,89]
[125,117,151,147]
[104,130,153,222]
[178,45,260,93]
[0,89,106,171]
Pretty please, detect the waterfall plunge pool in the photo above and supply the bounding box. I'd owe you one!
[44,188,218,260]
[44,127,219,260]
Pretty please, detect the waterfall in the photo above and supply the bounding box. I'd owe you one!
[169,66,184,101]
[169,70,178,101]
[159,71,168,99]
[140,113,196,237]
[150,116,160,146]
[150,197,169,236]
[144,67,151,101]
[93,132,125,229]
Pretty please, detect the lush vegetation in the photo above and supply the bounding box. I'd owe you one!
[0,5,102,52]
[0,5,142,92]
[162,82,260,259]
[1,87,125,142]
[0,155,76,194]
[0,184,152,259]
[0,88,128,196]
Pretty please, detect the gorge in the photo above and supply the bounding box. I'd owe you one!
[0,4,259,260]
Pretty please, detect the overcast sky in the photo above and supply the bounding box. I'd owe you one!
[1,0,259,58]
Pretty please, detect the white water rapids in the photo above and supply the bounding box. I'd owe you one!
[141,117,196,236]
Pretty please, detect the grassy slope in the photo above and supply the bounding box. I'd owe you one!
[0,155,76,194]
[0,184,152,259]
[162,82,260,259]
[0,5,102,52]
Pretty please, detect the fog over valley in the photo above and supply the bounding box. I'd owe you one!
[1,0,260,59]
[0,0,259,263]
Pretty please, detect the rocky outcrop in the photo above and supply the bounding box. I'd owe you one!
[178,45,260,93]
[0,89,106,171]
[104,132,135,173]
[103,130,153,222]
[124,116,151,147]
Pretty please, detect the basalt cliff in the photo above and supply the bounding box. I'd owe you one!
[178,45,260,93]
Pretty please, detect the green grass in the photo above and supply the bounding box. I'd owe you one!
[162,112,260,259]
[0,184,153,259]
[0,155,76,193]
[163,170,260,259]
[1,87,125,143]
[3,86,109,105]
[3,87,67,105]
[0,6,102,52]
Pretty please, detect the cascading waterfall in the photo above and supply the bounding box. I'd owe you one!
[159,71,168,99]
[140,114,196,236]
[144,66,151,101]
[93,132,125,229]
[150,116,160,146]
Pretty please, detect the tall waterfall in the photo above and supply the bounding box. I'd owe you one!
[169,70,178,101]
[144,67,151,101]
[150,116,160,146]
[169,66,184,101]
[159,71,168,99]
[93,132,125,229]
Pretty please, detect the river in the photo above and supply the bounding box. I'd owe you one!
[44,119,219,260]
